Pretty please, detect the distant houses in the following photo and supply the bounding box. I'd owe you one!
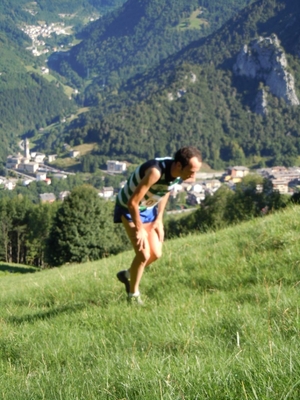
[4,140,300,202]
[272,179,289,194]
[5,138,44,173]
[256,166,300,194]
[6,154,39,174]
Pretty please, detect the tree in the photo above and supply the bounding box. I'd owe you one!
[46,185,128,266]
[26,203,58,267]
[0,195,34,264]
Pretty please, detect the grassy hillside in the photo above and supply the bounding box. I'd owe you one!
[1,205,300,399]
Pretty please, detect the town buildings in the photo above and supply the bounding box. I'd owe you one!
[3,142,300,205]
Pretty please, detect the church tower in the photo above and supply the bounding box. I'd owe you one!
[24,138,30,159]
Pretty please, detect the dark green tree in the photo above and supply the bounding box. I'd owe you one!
[26,202,59,267]
[46,185,128,266]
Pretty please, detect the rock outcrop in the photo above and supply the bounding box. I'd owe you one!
[233,34,299,107]
[167,71,196,101]
[254,89,268,116]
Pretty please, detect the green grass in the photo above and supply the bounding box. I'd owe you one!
[50,156,81,171]
[1,206,300,399]
[25,65,75,97]
[177,8,209,31]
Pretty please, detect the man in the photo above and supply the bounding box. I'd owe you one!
[114,146,202,304]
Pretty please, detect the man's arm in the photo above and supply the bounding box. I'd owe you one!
[127,167,161,249]
[156,191,170,219]
[153,191,170,242]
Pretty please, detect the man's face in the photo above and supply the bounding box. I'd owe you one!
[178,157,202,181]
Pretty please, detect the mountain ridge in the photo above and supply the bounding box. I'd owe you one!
[51,0,253,90]
[61,0,300,169]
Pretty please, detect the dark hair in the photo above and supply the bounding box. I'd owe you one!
[174,147,202,168]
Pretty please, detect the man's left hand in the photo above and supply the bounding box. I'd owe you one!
[153,219,164,242]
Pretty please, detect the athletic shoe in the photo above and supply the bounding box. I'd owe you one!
[116,270,130,294]
[127,294,143,306]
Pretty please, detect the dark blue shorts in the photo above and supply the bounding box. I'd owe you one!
[114,204,158,224]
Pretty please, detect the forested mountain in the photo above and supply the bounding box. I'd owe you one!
[50,0,253,96]
[0,34,74,162]
[61,0,300,169]
[0,1,126,26]
[0,0,125,163]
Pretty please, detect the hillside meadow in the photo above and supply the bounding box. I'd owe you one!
[0,205,300,399]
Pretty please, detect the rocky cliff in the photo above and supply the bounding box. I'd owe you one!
[233,34,299,109]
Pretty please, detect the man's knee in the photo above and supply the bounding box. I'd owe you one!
[152,246,162,261]
[136,248,151,264]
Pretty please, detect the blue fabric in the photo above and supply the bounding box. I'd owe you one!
[114,204,158,224]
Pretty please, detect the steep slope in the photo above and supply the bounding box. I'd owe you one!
[0,0,126,163]
[0,27,74,163]
[1,206,300,398]
[63,0,300,169]
[0,1,126,26]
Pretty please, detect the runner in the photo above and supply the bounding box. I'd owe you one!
[114,147,202,304]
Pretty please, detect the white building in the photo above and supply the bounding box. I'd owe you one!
[19,162,39,173]
[48,154,57,162]
[70,150,80,158]
[52,173,67,180]
[31,152,46,163]
[107,160,127,173]
[22,179,33,186]
[6,154,24,169]
[36,172,47,181]
[191,183,203,193]
[99,187,114,198]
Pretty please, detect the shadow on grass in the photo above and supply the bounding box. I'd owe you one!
[7,303,87,325]
[0,263,39,274]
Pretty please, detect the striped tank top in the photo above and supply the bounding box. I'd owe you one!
[116,158,181,211]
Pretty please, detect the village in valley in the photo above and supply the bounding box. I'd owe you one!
[5,6,298,208]
[2,138,300,208]
[21,21,73,57]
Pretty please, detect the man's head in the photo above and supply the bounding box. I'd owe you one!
[173,147,202,181]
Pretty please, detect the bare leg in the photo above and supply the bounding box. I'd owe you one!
[144,226,163,267]
[121,216,163,294]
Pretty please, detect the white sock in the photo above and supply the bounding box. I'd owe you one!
[129,291,140,298]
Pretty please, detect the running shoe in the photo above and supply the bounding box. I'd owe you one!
[127,294,143,305]
[116,270,130,294]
